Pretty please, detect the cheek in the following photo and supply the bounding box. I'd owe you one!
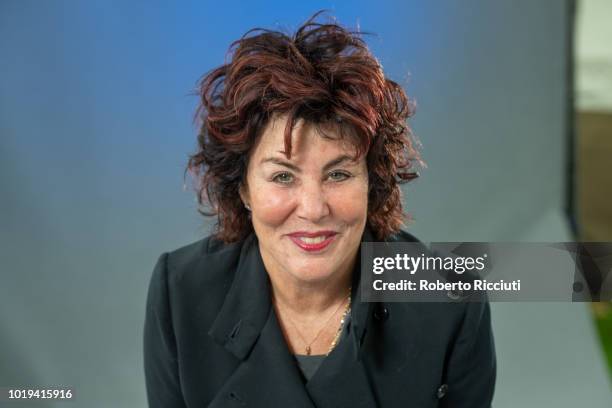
[251,186,295,227]
[329,183,369,222]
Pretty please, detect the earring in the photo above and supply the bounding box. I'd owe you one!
[244,203,251,211]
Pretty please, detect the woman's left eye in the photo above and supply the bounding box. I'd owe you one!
[328,171,351,181]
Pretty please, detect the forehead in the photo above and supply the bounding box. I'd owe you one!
[253,114,360,162]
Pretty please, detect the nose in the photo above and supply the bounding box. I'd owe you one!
[295,180,331,222]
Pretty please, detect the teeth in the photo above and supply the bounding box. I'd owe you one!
[299,236,327,244]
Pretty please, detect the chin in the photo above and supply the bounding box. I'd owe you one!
[282,243,348,280]
[289,262,337,283]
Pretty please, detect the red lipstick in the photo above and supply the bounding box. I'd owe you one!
[287,231,338,252]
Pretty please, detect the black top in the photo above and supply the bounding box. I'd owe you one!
[294,354,326,382]
[143,226,496,407]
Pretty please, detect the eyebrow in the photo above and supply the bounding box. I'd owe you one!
[260,154,355,172]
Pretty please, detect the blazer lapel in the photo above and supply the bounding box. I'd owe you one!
[207,309,315,407]
[305,329,378,408]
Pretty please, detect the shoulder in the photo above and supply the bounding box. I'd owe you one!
[148,234,247,325]
[163,234,243,286]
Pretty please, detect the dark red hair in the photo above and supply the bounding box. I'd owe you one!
[188,11,421,242]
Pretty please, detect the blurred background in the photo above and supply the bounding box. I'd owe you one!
[1,0,610,406]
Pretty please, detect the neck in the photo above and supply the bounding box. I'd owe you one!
[264,252,355,318]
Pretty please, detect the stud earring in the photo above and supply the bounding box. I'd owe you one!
[244,203,251,211]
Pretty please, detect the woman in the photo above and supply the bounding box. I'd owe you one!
[144,13,496,408]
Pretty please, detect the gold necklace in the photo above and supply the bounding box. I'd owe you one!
[326,295,351,355]
[274,287,352,356]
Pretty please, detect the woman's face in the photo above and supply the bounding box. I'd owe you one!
[241,114,368,285]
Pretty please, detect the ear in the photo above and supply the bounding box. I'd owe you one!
[239,182,250,208]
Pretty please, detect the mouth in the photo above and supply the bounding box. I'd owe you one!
[287,231,338,252]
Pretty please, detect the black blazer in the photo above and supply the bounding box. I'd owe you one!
[143,227,496,407]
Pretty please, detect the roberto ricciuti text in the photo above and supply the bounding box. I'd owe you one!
[373,279,521,292]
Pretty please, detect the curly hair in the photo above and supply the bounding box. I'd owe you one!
[187,11,421,243]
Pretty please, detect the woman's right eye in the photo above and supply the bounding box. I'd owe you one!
[272,172,294,184]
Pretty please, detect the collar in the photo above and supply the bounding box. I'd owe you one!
[208,226,376,361]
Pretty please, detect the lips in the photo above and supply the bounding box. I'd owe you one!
[287,231,338,252]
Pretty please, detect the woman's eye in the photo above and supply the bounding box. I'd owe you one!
[272,172,294,184]
[328,171,351,181]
